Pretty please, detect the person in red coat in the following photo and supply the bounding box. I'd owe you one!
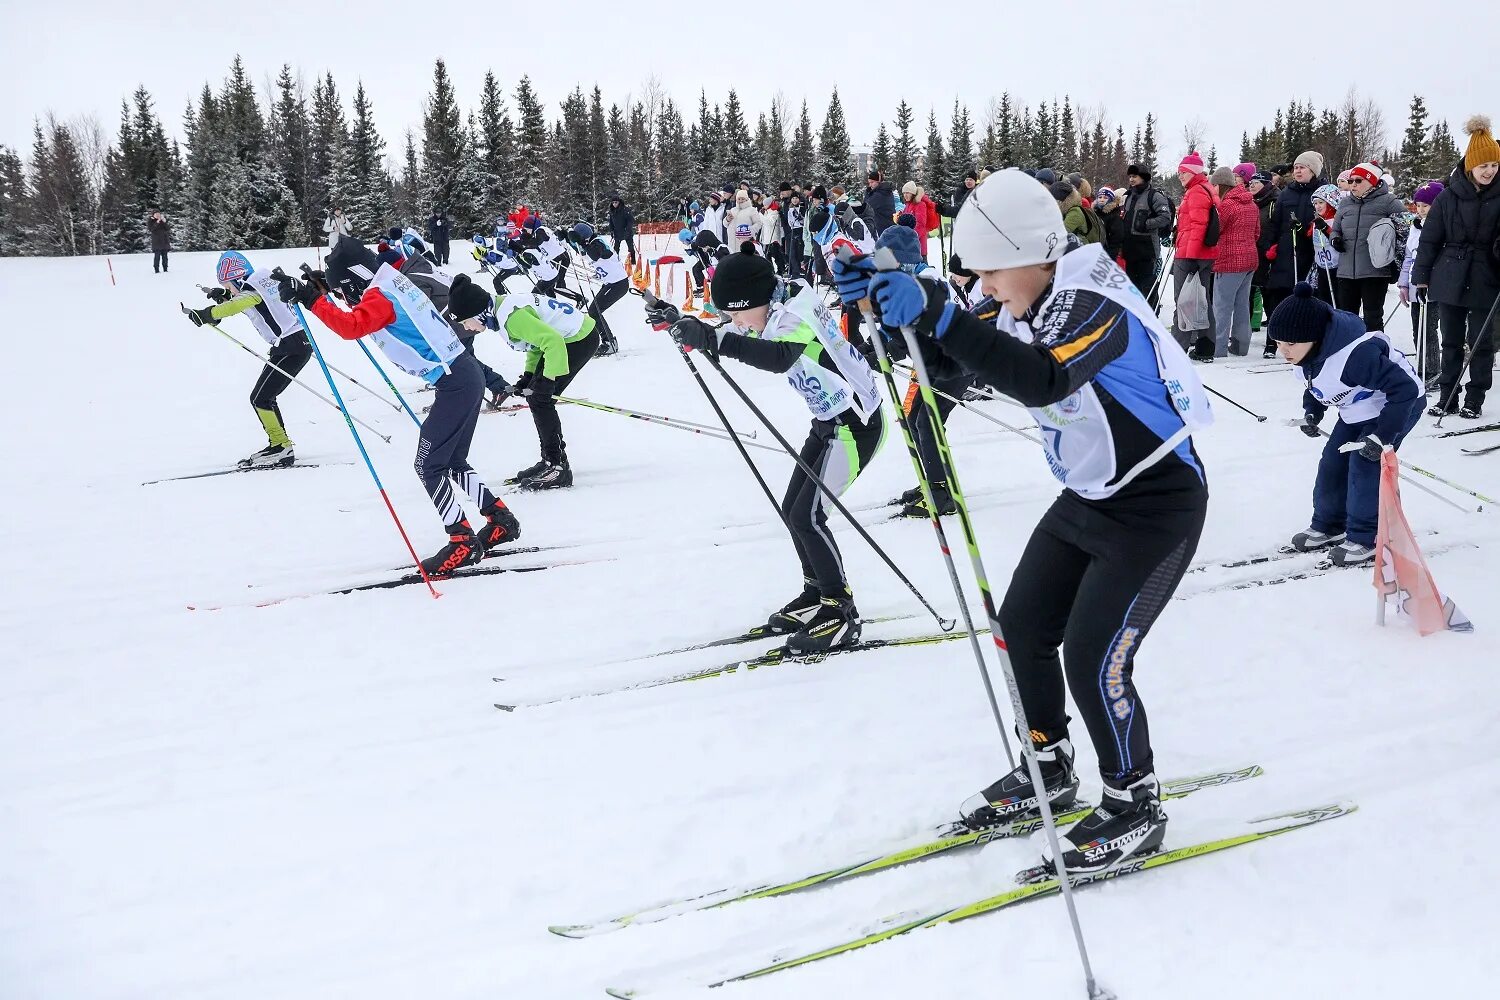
[1171,151,1220,358]
[899,181,940,259]
[1209,166,1262,356]
[507,203,534,232]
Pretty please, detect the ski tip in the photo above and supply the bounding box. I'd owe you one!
[604,988,637,999]
[493,703,517,713]
[547,924,589,938]
[1250,800,1358,825]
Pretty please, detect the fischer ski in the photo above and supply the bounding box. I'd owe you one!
[615,614,916,663]
[605,802,1354,995]
[1462,443,1500,456]
[142,461,348,485]
[550,765,1262,939]
[1432,420,1500,439]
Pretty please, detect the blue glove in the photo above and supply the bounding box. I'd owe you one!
[831,253,877,306]
[869,271,952,335]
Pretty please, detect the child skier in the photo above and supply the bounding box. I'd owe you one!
[652,247,885,653]
[566,222,627,357]
[484,291,601,490]
[1308,184,1343,300]
[1271,283,1423,567]
[845,169,1212,875]
[521,217,573,293]
[184,250,312,468]
[273,240,521,577]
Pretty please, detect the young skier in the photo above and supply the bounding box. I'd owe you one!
[521,218,573,293]
[566,222,627,357]
[1271,283,1423,567]
[846,169,1212,875]
[653,247,885,653]
[184,250,312,468]
[484,291,601,490]
[273,239,521,577]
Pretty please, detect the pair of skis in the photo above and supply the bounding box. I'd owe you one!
[546,764,1352,995]
[142,460,347,485]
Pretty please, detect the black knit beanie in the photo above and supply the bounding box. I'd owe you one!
[711,245,777,311]
[1267,282,1332,344]
[444,273,493,323]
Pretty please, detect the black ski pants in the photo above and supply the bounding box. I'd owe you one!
[1435,301,1498,412]
[1122,249,1160,311]
[911,369,973,486]
[1335,276,1391,331]
[783,412,885,599]
[528,328,601,464]
[153,250,169,273]
[588,279,628,347]
[999,488,1206,781]
[415,350,495,528]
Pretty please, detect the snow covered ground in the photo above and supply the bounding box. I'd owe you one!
[1,243,1496,999]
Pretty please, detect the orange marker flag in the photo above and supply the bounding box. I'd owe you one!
[1374,450,1472,635]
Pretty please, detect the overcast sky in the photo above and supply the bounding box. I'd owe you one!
[2,0,1487,177]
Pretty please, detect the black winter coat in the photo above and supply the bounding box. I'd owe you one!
[148,217,171,252]
[1411,160,1500,311]
[863,182,897,234]
[607,201,635,240]
[1121,184,1172,260]
[1098,206,1126,260]
[1252,185,1277,286]
[1260,177,1322,290]
[426,213,450,246]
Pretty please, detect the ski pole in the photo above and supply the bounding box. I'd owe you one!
[1202,383,1268,422]
[1434,289,1500,429]
[891,371,1043,443]
[688,324,956,632]
[195,284,403,414]
[886,300,1110,1000]
[291,303,440,598]
[1323,429,1484,513]
[846,272,1013,768]
[554,394,778,452]
[180,306,393,443]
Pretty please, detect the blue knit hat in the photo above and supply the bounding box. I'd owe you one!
[875,224,923,266]
[1267,282,1332,344]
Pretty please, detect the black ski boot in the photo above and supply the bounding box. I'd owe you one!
[1280,528,1345,554]
[238,443,295,469]
[959,736,1079,830]
[766,580,821,634]
[1043,772,1166,875]
[476,501,521,551]
[785,595,862,654]
[899,482,956,518]
[420,519,484,578]
[891,486,922,508]
[520,461,573,490]
[510,458,548,485]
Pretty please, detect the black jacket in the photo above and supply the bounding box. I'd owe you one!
[426,213,450,246]
[1260,177,1323,290]
[148,217,171,252]
[863,182,897,234]
[1252,185,1278,286]
[1412,160,1500,310]
[1098,206,1126,260]
[607,200,635,240]
[1121,184,1172,258]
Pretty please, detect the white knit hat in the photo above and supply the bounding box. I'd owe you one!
[952,169,1069,270]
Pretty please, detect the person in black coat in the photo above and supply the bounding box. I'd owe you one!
[607,195,636,264]
[1260,151,1330,354]
[425,207,451,265]
[1412,116,1500,418]
[1120,164,1174,308]
[1094,186,1127,261]
[148,210,171,273]
[1249,173,1279,339]
[862,170,897,236]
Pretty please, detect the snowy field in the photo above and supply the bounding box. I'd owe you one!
[1,243,1496,999]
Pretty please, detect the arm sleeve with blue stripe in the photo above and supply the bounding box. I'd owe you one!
[1343,341,1421,442]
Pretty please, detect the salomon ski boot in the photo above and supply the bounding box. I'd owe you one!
[784,595,862,654]
[959,736,1079,830]
[238,443,295,469]
[421,520,484,578]
[1043,772,1166,875]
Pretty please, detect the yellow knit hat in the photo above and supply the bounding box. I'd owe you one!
[1463,115,1500,173]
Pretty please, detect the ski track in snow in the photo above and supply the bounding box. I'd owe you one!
[1,247,1496,999]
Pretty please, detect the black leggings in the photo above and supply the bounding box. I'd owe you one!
[528,328,601,464]
[1435,301,1498,411]
[782,413,884,599]
[153,250,169,272]
[999,489,1206,781]
[1335,276,1391,331]
[588,279,628,346]
[910,368,972,485]
[415,351,495,527]
[249,334,312,440]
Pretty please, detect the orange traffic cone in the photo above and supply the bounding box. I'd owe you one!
[699,275,717,317]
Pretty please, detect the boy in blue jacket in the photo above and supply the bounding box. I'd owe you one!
[1270,283,1424,567]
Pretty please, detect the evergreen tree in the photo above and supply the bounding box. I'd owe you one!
[586,86,609,220]
[512,75,548,208]
[764,100,789,185]
[1397,95,1429,180]
[994,93,1014,166]
[691,91,719,191]
[307,73,346,222]
[268,67,313,242]
[871,124,892,176]
[97,101,138,253]
[555,87,591,222]
[335,82,393,236]
[621,101,653,216]
[948,100,974,177]
[0,144,29,252]
[477,72,516,222]
[979,119,998,171]
[393,131,422,226]
[420,58,465,216]
[818,89,852,187]
[923,110,947,197]
[1142,113,1159,174]
[607,101,629,204]
[656,98,693,217]
[1030,101,1053,168]
[1427,118,1459,178]
[1206,146,1218,171]
[720,89,754,185]
[445,118,491,235]
[892,99,916,183]
[788,100,815,182]
[1239,131,1252,163]
[181,87,221,249]
[1059,97,1078,172]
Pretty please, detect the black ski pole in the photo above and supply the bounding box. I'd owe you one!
[1202,383,1268,422]
[1434,289,1500,429]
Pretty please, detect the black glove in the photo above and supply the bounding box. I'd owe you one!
[1357,434,1384,463]
[643,298,681,330]
[1299,412,1322,438]
[880,325,910,364]
[300,268,331,296]
[522,374,556,400]
[1312,216,1330,235]
[273,272,319,308]
[513,371,535,395]
[670,316,723,357]
[186,306,218,328]
[203,286,231,304]
[1331,235,1346,253]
